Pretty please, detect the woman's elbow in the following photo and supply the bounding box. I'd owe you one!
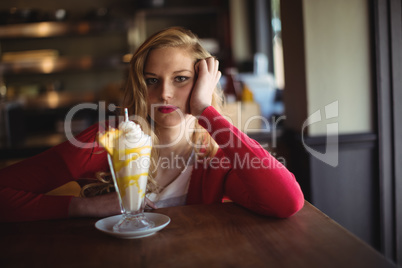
[273,195,305,218]
[257,191,305,218]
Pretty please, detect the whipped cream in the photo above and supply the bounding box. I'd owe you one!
[117,121,149,148]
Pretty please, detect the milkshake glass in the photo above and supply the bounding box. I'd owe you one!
[101,113,154,232]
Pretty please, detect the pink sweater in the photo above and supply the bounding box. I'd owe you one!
[0,106,304,222]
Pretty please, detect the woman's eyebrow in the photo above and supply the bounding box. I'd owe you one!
[173,69,193,74]
[144,72,156,76]
[144,70,193,76]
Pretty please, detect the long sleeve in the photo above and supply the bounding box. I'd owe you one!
[195,106,304,218]
[0,122,108,222]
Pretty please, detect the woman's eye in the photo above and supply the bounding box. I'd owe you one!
[175,76,189,82]
[145,78,158,85]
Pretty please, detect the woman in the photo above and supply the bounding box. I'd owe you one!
[0,27,304,222]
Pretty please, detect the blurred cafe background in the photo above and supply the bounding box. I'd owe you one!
[0,0,401,265]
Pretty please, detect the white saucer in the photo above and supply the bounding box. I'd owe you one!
[95,213,170,239]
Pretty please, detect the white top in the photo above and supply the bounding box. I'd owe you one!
[147,151,194,208]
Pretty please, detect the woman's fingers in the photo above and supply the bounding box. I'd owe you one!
[206,57,219,75]
[196,57,219,75]
[145,197,157,209]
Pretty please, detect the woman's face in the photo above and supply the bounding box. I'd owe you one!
[145,46,195,129]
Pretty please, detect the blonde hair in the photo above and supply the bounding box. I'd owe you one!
[123,27,224,193]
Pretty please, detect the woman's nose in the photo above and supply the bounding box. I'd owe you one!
[160,82,173,101]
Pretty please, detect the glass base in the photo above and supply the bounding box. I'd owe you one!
[113,213,155,232]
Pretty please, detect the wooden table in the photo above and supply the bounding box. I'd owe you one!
[0,201,396,268]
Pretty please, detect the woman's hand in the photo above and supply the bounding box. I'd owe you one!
[145,197,157,209]
[190,57,221,117]
[69,193,158,218]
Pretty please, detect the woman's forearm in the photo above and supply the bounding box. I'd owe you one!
[68,193,121,218]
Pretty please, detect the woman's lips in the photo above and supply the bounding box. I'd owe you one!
[158,105,178,114]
